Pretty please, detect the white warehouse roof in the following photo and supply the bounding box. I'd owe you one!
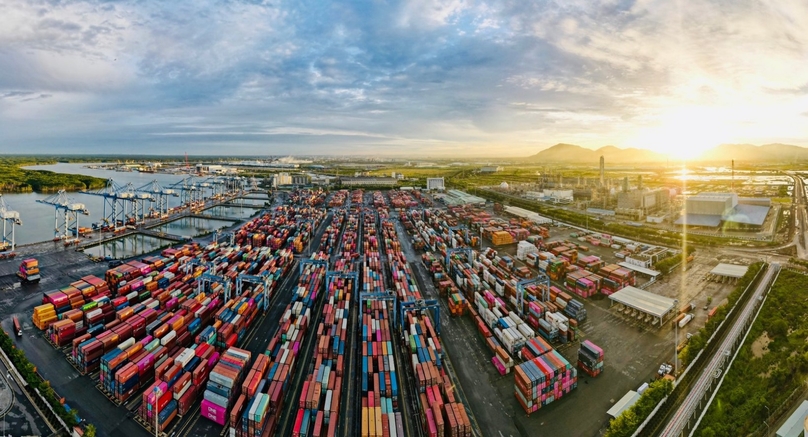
[776,400,808,437]
[607,391,641,418]
[609,286,677,319]
[503,206,552,225]
[710,263,749,278]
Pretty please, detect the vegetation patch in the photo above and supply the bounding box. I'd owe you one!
[0,157,106,193]
[695,269,808,437]
[604,379,674,437]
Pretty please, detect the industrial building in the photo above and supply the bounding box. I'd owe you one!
[674,193,771,229]
[609,286,677,325]
[427,177,445,191]
[775,400,808,437]
[271,172,292,187]
[616,188,670,220]
[709,263,749,282]
[436,189,486,206]
[525,190,573,204]
[479,166,504,173]
[196,164,237,175]
[503,206,553,225]
[339,177,398,187]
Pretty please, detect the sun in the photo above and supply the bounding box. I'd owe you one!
[630,107,732,161]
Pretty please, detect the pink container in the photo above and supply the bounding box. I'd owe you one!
[200,399,226,425]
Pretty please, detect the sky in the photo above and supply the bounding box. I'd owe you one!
[0,0,807,158]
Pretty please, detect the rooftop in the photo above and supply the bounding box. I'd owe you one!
[710,263,749,278]
[609,286,677,319]
[607,391,641,418]
[776,400,808,437]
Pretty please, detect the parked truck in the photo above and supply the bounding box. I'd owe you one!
[17,258,40,283]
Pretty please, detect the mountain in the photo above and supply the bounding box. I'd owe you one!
[697,143,808,162]
[525,142,808,163]
[526,143,665,163]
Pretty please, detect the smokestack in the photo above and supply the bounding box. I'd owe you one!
[731,159,735,192]
[599,155,605,186]
[623,176,629,192]
[638,175,643,190]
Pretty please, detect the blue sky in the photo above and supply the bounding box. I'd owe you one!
[1,0,807,157]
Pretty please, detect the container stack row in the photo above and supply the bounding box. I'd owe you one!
[403,311,471,437]
[200,347,252,425]
[382,219,421,302]
[514,350,578,415]
[360,298,403,437]
[139,342,219,431]
[577,340,604,378]
[222,253,328,435]
[289,211,356,437]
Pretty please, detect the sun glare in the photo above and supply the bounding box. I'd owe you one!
[630,107,732,161]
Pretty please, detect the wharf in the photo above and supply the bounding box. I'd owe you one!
[135,229,187,242]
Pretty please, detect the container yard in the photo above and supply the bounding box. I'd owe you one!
[0,187,758,437]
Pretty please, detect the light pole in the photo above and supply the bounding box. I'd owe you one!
[673,299,679,375]
[154,385,160,437]
[764,405,770,436]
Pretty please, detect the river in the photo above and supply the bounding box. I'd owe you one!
[1,163,264,247]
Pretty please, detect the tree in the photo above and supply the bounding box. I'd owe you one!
[770,318,788,338]
[85,424,96,437]
[700,427,716,437]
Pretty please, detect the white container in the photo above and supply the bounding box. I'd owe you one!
[678,313,694,328]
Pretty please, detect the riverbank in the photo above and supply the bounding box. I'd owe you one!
[0,158,107,193]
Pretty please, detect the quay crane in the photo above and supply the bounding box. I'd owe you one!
[168,176,204,209]
[0,194,21,252]
[81,179,133,232]
[36,190,88,242]
[134,180,178,219]
[117,182,153,225]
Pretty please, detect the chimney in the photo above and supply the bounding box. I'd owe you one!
[731,159,735,192]
[599,155,605,186]
[638,175,643,190]
[623,176,629,192]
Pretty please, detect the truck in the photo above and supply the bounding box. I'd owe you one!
[678,313,694,329]
[656,362,674,379]
[12,316,21,337]
[17,258,40,283]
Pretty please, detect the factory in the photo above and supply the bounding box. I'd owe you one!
[435,189,486,206]
[427,177,446,191]
[675,193,771,230]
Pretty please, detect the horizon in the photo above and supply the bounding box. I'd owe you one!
[2,1,808,158]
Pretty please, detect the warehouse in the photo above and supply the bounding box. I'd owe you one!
[503,206,552,225]
[617,262,661,280]
[437,189,486,206]
[607,390,641,419]
[709,263,749,282]
[674,193,771,230]
[775,400,808,437]
[426,177,445,191]
[339,177,398,186]
[609,286,677,325]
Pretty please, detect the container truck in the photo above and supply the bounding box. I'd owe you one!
[17,258,40,283]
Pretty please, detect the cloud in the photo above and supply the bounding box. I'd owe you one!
[1,0,808,157]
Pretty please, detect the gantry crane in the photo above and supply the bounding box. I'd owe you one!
[36,190,88,241]
[134,180,178,218]
[169,176,204,208]
[117,182,153,225]
[0,194,21,251]
[81,179,131,231]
